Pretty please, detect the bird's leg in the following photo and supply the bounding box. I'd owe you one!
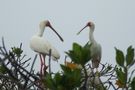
[42,55,48,74]
[39,54,43,75]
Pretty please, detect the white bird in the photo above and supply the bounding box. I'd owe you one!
[30,20,64,75]
[77,21,102,71]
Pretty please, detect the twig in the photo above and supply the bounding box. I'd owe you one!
[23,54,37,89]
[64,56,67,64]
[30,54,37,73]
[2,37,8,54]
[9,57,38,80]
[108,81,117,90]
[0,38,43,89]
[48,49,52,74]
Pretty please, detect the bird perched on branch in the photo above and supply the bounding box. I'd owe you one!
[30,20,64,75]
[77,21,102,71]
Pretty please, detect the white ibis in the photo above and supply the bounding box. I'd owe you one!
[77,21,102,71]
[30,20,63,75]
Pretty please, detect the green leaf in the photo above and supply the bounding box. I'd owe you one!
[66,42,91,66]
[81,47,91,65]
[63,69,81,89]
[60,64,71,74]
[116,68,126,84]
[12,47,23,57]
[73,43,82,62]
[60,64,81,89]
[44,73,56,89]
[66,50,82,64]
[72,69,81,86]
[115,48,125,67]
[0,65,7,74]
[57,86,65,90]
[131,77,135,90]
[73,43,82,52]
[126,46,134,67]
[54,73,62,85]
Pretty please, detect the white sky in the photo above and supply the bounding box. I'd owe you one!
[0,0,135,72]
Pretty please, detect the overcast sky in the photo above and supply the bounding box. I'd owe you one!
[0,0,135,72]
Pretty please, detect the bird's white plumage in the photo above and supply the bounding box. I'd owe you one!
[90,42,102,68]
[89,22,102,68]
[30,20,63,61]
[30,35,60,60]
[30,20,63,75]
[77,21,102,68]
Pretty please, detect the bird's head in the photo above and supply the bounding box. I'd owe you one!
[39,20,49,30]
[77,21,95,35]
[87,21,95,30]
[39,20,64,42]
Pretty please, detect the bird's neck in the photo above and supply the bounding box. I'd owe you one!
[36,27,45,37]
[89,29,96,43]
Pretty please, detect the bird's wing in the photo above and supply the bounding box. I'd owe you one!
[98,44,102,61]
[30,36,60,59]
[42,41,60,60]
[30,36,51,54]
[90,43,102,68]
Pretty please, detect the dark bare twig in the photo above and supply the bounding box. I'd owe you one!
[48,49,52,74]
[30,54,37,73]
[0,38,44,90]
[23,54,37,89]
[108,81,117,90]
[2,37,8,54]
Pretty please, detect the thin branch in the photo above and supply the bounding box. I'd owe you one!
[48,49,52,74]
[2,37,8,54]
[108,81,117,90]
[30,54,37,73]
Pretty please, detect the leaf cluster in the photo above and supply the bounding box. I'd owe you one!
[44,65,82,90]
[66,42,91,66]
[0,37,135,90]
[0,38,41,90]
[115,46,135,89]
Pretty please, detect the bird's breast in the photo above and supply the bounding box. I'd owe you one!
[90,43,101,56]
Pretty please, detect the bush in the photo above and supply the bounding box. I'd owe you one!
[0,38,135,90]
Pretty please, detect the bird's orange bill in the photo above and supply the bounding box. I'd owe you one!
[77,24,88,35]
[49,25,64,42]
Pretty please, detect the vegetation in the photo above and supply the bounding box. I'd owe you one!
[0,37,135,90]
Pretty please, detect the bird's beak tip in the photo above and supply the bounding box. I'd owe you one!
[76,32,80,35]
[60,38,64,42]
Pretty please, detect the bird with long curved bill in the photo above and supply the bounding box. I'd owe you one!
[30,20,64,75]
[77,21,102,72]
